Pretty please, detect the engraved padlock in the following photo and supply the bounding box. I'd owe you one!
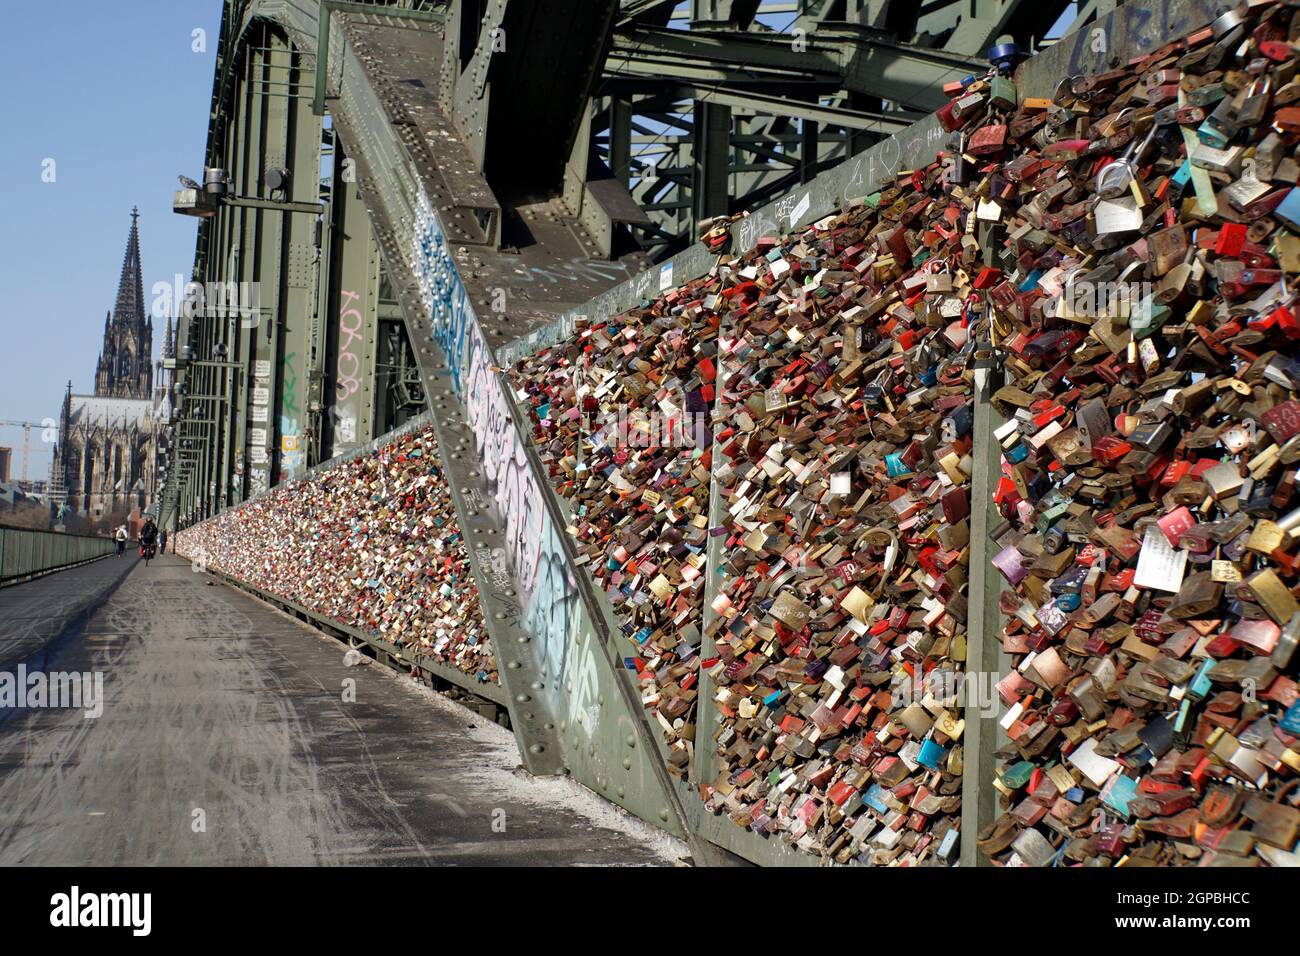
[1224,158,1271,211]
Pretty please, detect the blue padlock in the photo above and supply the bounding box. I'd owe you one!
[918,737,946,770]
[885,453,912,477]
[1273,186,1300,232]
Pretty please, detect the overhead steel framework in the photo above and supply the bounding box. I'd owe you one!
[596,0,1081,259]
[165,0,1092,523]
[166,0,1087,529]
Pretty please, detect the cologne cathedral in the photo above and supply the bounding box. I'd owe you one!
[52,208,173,519]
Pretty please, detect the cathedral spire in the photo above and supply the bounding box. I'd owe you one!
[94,208,153,399]
[114,206,146,333]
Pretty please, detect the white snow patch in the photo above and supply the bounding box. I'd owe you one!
[259,592,688,865]
[392,673,688,865]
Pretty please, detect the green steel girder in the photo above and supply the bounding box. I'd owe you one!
[312,1,446,116]
[321,150,388,459]
[616,0,678,27]
[206,1,739,858]
[593,0,1077,260]
[605,22,985,113]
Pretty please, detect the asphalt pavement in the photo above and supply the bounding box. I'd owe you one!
[0,554,678,866]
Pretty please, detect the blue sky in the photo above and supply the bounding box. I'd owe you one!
[0,0,223,481]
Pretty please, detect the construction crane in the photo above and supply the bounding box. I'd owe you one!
[0,419,51,485]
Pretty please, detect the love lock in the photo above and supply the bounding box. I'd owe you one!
[1095,116,1159,201]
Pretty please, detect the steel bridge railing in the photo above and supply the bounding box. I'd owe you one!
[0,526,117,585]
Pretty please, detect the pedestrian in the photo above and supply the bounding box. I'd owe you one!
[159,528,168,555]
[114,524,128,557]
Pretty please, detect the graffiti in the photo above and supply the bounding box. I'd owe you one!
[475,542,525,627]
[277,351,304,479]
[735,206,779,257]
[474,544,513,591]
[774,193,800,226]
[563,627,601,739]
[1059,0,1221,84]
[511,257,634,287]
[280,351,301,418]
[333,412,357,446]
[526,522,580,703]
[413,191,475,398]
[463,326,545,589]
[878,132,902,181]
[336,288,364,401]
[834,118,951,210]
[410,182,598,724]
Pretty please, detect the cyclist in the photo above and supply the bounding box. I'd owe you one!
[139,517,159,565]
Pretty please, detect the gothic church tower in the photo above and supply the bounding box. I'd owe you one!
[94,207,154,399]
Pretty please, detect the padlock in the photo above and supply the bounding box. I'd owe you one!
[1245,780,1300,849]
[989,74,1017,112]
[1237,76,1273,128]
[1198,93,1243,148]
[1272,187,1300,231]
[968,122,1008,156]
[1224,158,1271,211]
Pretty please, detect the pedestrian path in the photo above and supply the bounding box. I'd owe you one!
[0,553,132,669]
[0,555,679,865]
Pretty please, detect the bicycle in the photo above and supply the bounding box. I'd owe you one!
[140,541,157,567]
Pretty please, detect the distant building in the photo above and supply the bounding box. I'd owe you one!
[51,208,173,519]
[0,447,10,484]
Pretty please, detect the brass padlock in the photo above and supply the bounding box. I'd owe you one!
[1244,780,1300,849]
